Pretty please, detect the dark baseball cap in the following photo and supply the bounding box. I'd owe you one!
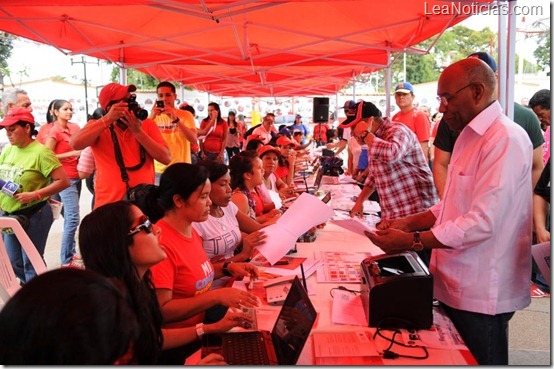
[339,100,382,128]
[467,52,498,72]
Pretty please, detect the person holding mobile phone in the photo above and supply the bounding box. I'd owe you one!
[149,82,197,184]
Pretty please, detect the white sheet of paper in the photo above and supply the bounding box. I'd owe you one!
[264,259,323,278]
[331,218,377,237]
[256,192,334,265]
[400,309,468,350]
[313,331,379,358]
[268,189,282,209]
[331,289,368,326]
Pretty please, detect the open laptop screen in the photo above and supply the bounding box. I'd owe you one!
[271,277,317,365]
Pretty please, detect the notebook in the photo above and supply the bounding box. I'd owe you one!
[201,276,317,365]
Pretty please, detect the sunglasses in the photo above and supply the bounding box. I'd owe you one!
[128,217,153,237]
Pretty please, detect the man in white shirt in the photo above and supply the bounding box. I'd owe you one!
[365,58,533,365]
[250,114,276,144]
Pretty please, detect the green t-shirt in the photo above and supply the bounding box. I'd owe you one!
[513,103,544,149]
[0,140,61,213]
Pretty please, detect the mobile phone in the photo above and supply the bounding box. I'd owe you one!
[156,100,164,108]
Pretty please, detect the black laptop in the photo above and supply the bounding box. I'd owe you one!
[201,277,317,365]
[295,166,324,194]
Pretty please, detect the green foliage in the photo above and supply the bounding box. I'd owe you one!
[0,33,15,85]
[533,28,550,73]
[109,67,158,89]
[346,25,498,93]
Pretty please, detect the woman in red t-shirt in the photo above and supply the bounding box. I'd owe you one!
[44,99,82,265]
[199,102,228,162]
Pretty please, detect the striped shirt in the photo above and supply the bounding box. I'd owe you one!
[364,118,438,220]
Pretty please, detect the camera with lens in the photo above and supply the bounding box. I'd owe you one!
[126,94,148,120]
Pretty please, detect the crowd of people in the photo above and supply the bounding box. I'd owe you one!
[0,50,550,365]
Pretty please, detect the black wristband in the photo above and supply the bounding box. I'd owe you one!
[222,261,233,277]
[172,117,180,124]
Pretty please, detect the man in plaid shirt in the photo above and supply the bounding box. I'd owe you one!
[346,100,438,222]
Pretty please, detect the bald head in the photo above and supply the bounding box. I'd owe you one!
[437,58,498,132]
[441,58,496,100]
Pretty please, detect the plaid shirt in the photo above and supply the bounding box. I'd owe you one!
[364,118,438,220]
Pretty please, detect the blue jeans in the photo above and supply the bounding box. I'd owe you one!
[441,303,514,365]
[59,178,81,264]
[4,202,53,283]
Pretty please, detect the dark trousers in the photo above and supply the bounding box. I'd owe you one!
[226,146,240,160]
[441,303,514,365]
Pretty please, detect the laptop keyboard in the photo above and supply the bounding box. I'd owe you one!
[223,332,270,365]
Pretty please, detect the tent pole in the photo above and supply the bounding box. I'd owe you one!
[505,0,517,120]
[385,49,391,118]
[335,90,339,125]
[497,4,507,114]
[119,47,126,85]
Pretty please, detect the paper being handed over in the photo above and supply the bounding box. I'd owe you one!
[255,192,334,265]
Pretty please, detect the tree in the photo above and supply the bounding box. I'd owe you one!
[0,33,15,90]
[344,25,498,94]
[533,23,550,74]
[109,66,160,90]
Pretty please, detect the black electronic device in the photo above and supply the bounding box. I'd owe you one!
[156,100,164,108]
[201,277,316,365]
[360,251,433,329]
[312,97,329,123]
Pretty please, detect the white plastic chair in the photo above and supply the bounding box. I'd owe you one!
[0,216,47,305]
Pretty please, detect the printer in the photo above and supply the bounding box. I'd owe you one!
[360,251,433,329]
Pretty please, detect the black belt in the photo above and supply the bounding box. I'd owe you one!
[4,200,47,217]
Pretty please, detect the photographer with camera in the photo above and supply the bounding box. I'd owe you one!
[149,81,197,184]
[70,83,170,209]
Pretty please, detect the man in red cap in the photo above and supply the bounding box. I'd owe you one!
[70,83,170,208]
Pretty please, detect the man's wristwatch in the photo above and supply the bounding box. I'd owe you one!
[411,231,424,251]
[195,323,205,338]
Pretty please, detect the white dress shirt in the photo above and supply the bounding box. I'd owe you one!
[430,101,533,315]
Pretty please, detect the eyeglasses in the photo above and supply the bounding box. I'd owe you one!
[436,83,474,106]
[128,218,153,237]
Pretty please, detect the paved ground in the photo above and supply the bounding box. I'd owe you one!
[43,189,551,365]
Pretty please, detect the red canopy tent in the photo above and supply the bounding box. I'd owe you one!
[0,0,494,97]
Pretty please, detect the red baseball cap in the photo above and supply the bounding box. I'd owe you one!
[276,135,297,147]
[98,83,137,110]
[258,145,281,158]
[0,107,35,128]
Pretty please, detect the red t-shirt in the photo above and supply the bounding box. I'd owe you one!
[392,109,430,143]
[274,164,289,182]
[89,119,168,208]
[201,119,228,153]
[46,122,81,179]
[150,219,214,329]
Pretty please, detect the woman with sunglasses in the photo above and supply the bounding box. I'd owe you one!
[79,201,245,364]
[194,160,267,267]
[136,163,260,362]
